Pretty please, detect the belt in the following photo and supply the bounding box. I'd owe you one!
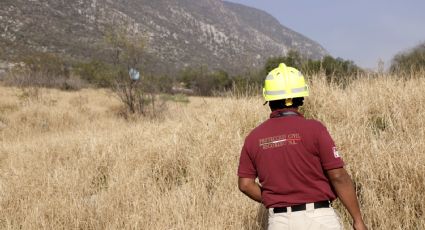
[273,200,330,213]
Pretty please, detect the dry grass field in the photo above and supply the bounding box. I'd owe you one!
[0,73,424,229]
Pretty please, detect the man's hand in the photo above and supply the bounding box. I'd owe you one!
[353,221,368,230]
[326,168,368,230]
[238,177,262,203]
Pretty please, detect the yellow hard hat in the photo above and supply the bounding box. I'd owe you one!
[263,63,309,102]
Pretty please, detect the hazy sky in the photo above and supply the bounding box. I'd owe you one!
[225,0,425,69]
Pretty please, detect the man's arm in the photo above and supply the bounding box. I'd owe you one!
[327,168,367,230]
[238,177,262,203]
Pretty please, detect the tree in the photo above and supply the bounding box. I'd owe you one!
[390,43,425,74]
[74,60,114,87]
[103,26,160,116]
[6,51,81,90]
[264,50,303,73]
[177,66,232,96]
[262,51,362,86]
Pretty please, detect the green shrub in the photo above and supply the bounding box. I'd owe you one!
[102,26,167,116]
[74,60,114,87]
[6,52,83,90]
[178,67,233,96]
[264,50,303,73]
[263,51,362,86]
[390,43,425,74]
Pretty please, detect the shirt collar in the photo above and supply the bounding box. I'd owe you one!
[270,108,304,119]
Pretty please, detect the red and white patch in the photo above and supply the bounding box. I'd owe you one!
[333,147,341,158]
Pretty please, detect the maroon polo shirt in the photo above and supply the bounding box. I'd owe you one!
[238,109,344,208]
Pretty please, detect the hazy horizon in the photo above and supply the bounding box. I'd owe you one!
[225,0,425,70]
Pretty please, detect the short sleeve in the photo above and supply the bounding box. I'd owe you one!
[237,142,257,178]
[317,126,344,170]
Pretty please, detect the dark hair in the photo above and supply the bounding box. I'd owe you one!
[269,97,304,111]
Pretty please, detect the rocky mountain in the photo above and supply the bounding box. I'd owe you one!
[0,0,328,73]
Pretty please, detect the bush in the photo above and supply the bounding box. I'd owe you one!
[177,67,233,96]
[318,56,361,85]
[5,52,83,90]
[208,51,363,97]
[74,60,115,87]
[102,26,166,117]
[230,71,263,98]
[264,50,303,73]
[262,51,362,86]
[390,43,425,74]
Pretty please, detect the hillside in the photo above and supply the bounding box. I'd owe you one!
[0,0,328,73]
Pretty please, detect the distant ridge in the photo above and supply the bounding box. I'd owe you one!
[0,0,328,73]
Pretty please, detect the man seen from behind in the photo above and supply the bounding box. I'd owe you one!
[237,63,367,230]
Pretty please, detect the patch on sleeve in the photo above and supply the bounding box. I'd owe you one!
[333,147,341,158]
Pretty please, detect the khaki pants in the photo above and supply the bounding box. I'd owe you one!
[268,204,342,230]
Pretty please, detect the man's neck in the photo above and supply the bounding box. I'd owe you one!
[271,107,299,112]
[270,108,302,119]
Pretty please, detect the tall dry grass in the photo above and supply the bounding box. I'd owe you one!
[0,73,424,229]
